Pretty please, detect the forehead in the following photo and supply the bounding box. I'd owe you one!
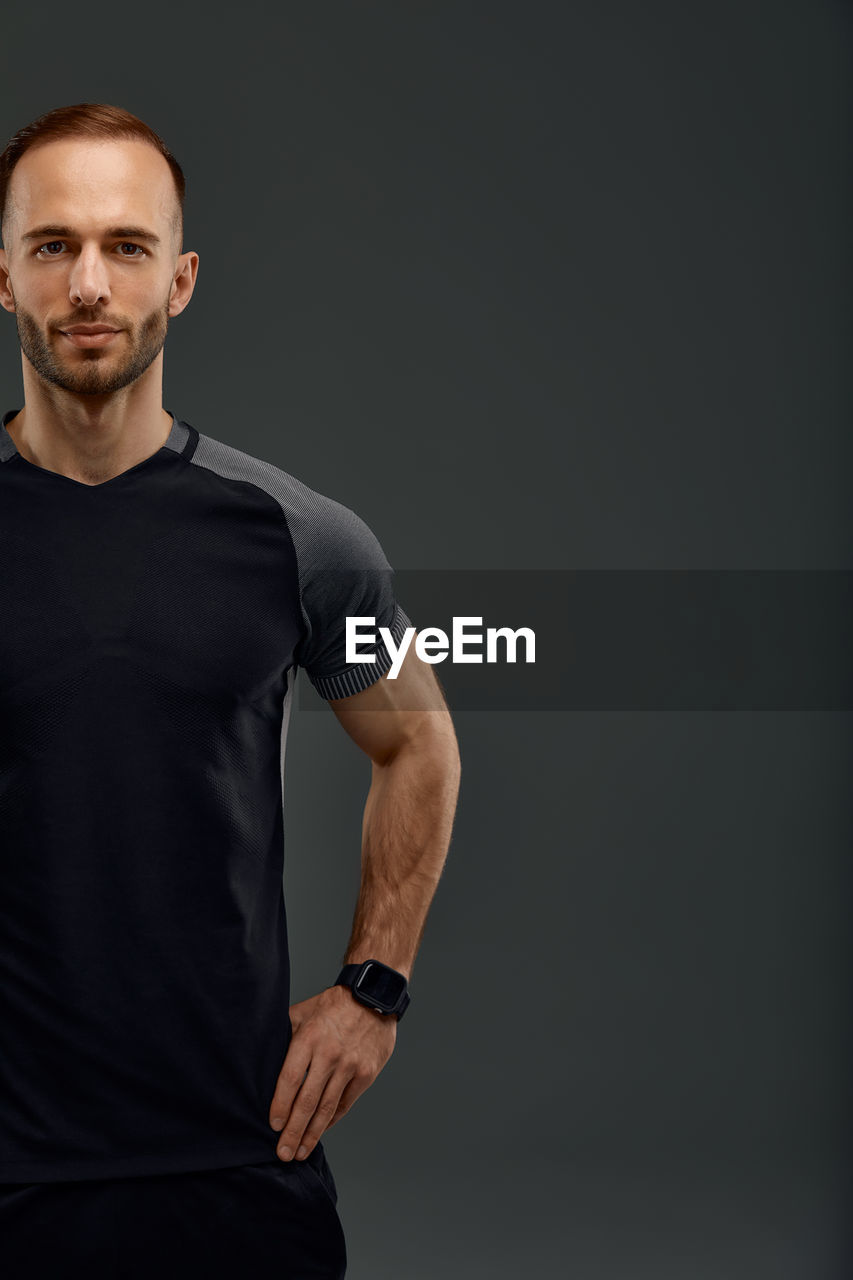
[8,137,177,234]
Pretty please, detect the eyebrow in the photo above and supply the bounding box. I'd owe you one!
[21,224,162,245]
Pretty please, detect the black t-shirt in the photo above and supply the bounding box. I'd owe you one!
[0,410,410,1182]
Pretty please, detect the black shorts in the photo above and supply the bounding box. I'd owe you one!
[0,1143,347,1279]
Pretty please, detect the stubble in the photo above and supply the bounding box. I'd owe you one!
[13,298,171,397]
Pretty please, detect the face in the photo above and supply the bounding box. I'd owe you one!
[0,137,197,397]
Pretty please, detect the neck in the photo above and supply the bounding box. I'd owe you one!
[8,357,171,486]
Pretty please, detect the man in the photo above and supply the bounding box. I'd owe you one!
[0,103,460,1279]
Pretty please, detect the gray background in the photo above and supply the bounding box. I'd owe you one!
[1,2,850,1276]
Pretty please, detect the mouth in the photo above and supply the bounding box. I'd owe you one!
[58,326,122,349]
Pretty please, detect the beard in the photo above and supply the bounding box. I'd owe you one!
[14,297,171,397]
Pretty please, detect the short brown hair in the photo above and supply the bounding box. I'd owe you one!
[0,102,186,246]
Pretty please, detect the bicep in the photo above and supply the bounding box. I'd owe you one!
[328,641,455,766]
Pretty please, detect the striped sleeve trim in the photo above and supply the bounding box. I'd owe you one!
[309,605,413,700]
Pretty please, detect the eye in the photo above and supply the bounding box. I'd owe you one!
[35,241,65,257]
[117,243,145,257]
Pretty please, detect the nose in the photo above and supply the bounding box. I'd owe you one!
[68,244,111,308]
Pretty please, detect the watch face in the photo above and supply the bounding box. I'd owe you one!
[356,961,407,1009]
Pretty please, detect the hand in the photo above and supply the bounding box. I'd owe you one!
[268,984,397,1162]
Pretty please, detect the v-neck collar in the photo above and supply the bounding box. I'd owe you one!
[0,409,187,490]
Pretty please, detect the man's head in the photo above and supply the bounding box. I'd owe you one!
[0,103,197,398]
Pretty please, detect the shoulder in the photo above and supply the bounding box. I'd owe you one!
[187,428,391,573]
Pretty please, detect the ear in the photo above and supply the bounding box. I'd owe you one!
[168,250,199,318]
[0,248,16,314]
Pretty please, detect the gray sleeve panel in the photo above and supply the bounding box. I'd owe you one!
[188,432,412,698]
[309,602,413,699]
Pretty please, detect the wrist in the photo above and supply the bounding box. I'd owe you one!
[343,952,412,981]
[335,958,411,1020]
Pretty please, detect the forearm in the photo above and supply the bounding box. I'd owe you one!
[269,678,459,1158]
[343,714,460,979]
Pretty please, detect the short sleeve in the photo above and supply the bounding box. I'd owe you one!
[290,492,413,700]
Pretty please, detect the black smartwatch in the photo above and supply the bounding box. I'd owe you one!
[334,959,411,1020]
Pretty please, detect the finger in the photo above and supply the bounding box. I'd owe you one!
[268,1046,313,1131]
[284,1074,348,1160]
[275,1064,335,1161]
[326,1074,365,1130]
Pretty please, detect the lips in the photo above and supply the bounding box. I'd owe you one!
[62,325,120,335]
[59,325,122,349]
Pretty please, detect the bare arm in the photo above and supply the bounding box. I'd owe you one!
[268,644,461,1162]
[336,643,460,978]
